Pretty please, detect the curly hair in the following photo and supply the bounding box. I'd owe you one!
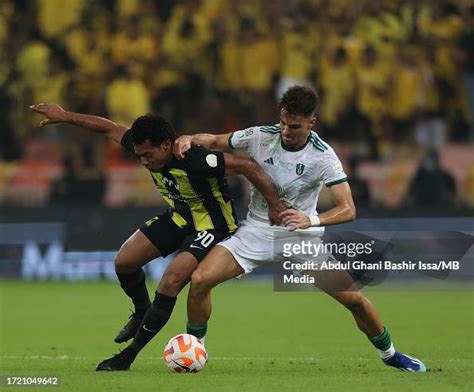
[129,114,177,146]
[279,85,319,117]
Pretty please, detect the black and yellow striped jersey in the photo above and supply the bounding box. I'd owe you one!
[121,131,239,234]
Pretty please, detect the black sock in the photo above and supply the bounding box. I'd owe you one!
[116,269,150,315]
[130,291,177,353]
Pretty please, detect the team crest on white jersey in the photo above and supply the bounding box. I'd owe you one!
[296,163,305,175]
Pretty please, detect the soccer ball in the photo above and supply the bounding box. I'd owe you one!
[163,333,207,373]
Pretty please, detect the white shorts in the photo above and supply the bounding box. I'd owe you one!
[218,217,325,274]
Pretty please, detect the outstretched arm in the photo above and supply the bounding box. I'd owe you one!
[174,133,233,159]
[279,182,356,230]
[223,153,287,225]
[29,103,128,144]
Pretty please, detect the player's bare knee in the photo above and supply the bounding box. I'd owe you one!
[190,270,213,294]
[342,292,366,313]
[114,252,135,274]
[159,271,189,296]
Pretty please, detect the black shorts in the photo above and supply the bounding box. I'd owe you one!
[140,212,233,261]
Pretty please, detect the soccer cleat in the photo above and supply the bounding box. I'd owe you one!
[114,312,146,343]
[383,352,426,372]
[95,348,136,371]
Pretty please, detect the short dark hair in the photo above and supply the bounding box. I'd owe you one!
[129,114,177,146]
[279,85,319,117]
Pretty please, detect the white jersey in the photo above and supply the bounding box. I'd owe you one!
[228,124,347,231]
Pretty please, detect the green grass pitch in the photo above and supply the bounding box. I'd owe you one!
[1,280,473,391]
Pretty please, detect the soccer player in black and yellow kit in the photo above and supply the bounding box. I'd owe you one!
[30,103,286,371]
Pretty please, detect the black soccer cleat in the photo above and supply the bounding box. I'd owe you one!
[95,348,137,371]
[114,312,146,343]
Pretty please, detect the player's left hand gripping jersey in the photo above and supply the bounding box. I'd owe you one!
[228,124,347,229]
[121,131,238,234]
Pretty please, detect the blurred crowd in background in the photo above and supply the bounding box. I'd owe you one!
[0,0,473,212]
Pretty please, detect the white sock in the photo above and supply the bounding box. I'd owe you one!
[378,343,396,360]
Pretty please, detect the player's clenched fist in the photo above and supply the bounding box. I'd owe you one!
[29,103,68,126]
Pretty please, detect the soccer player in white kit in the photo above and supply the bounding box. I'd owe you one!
[174,86,426,372]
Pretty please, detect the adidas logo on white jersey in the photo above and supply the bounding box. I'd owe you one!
[264,157,274,165]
